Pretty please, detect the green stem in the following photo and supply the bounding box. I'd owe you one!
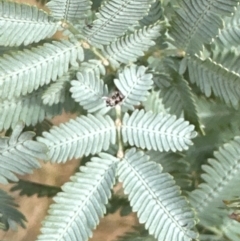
[61,21,80,36]
[115,105,124,159]
[61,21,109,66]
[91,47,109,66]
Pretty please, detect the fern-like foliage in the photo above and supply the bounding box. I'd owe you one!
[0,189,26,230]
[1,0,239,239]
[213,5,240,49]
[0,122,47,184]
[0,40,83,100]
[139,0,162,27]
[37,114,116,163]
[189,137,240,227]
[83,0,155,46]
[148,57,183,117]
[187,55,240,109]
[0,88,64,130]
[114,65,153,111]
[36,153,118,241]
[70,70,109,113]
[146,150,191,189]
[41,66,81,106]
[122,109,197,152]
[221,218,240,241]
[102,23,161,68]
[155,68,201,132]
[78,59,106,76]
[169,0,239,54]
[142,89,169,114]
[44,61,106,107]
[42,75,71,106]
[212,49,240,76]
[148,56,202,131]
[195,95,240,134]
[154,74,183,116]
[43,62,106,106]
[0,1,58,46]
[118,148,198,241]
[46,0,91,22]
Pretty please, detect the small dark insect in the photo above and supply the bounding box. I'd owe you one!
[86,24,93,29]
[84,18,93,30]
[104,91,124,107]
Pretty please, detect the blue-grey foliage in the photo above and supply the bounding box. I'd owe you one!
[37,153,118,241]
[122,109,197,152]
[118,148,198,241]
[46,0,92,22]
[83,0,155,46]
[37,114,116,163]
[0,122,47,184]
[169,0,238,54]
[190,137,240,227]
[1,0,240,240]
[102,23,161,67]
[114,65,153,111]
[0,1,59,46]
[0,40,84,100]
[70,69,109,113]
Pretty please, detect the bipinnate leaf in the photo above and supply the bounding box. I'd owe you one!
[139,0,162,26]
[0,87,64,131]
[42,73,71,106]
[142,90,169,114]
[0,1,58,46]
[169,0,238,54]
[118,148,198,241]
[103,23,161,68]
[46,0,91,22]
[36,153,118,241]
[114,65,153,111]
[83,0,154,46]
[0,122,47,184]
[213,5,240,48]
[70,70,109,113]
[79,60,106,76]
[187,55,240,109]
[189,136,240,227]
[0,40,84,100]
[37,114,116,163]
[122,110,197,152]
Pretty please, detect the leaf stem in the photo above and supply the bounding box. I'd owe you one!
[60,21,109,66]
[91,47,109,66]
[115,105,124,159]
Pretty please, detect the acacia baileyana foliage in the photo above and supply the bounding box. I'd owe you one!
[1,0,240,240]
